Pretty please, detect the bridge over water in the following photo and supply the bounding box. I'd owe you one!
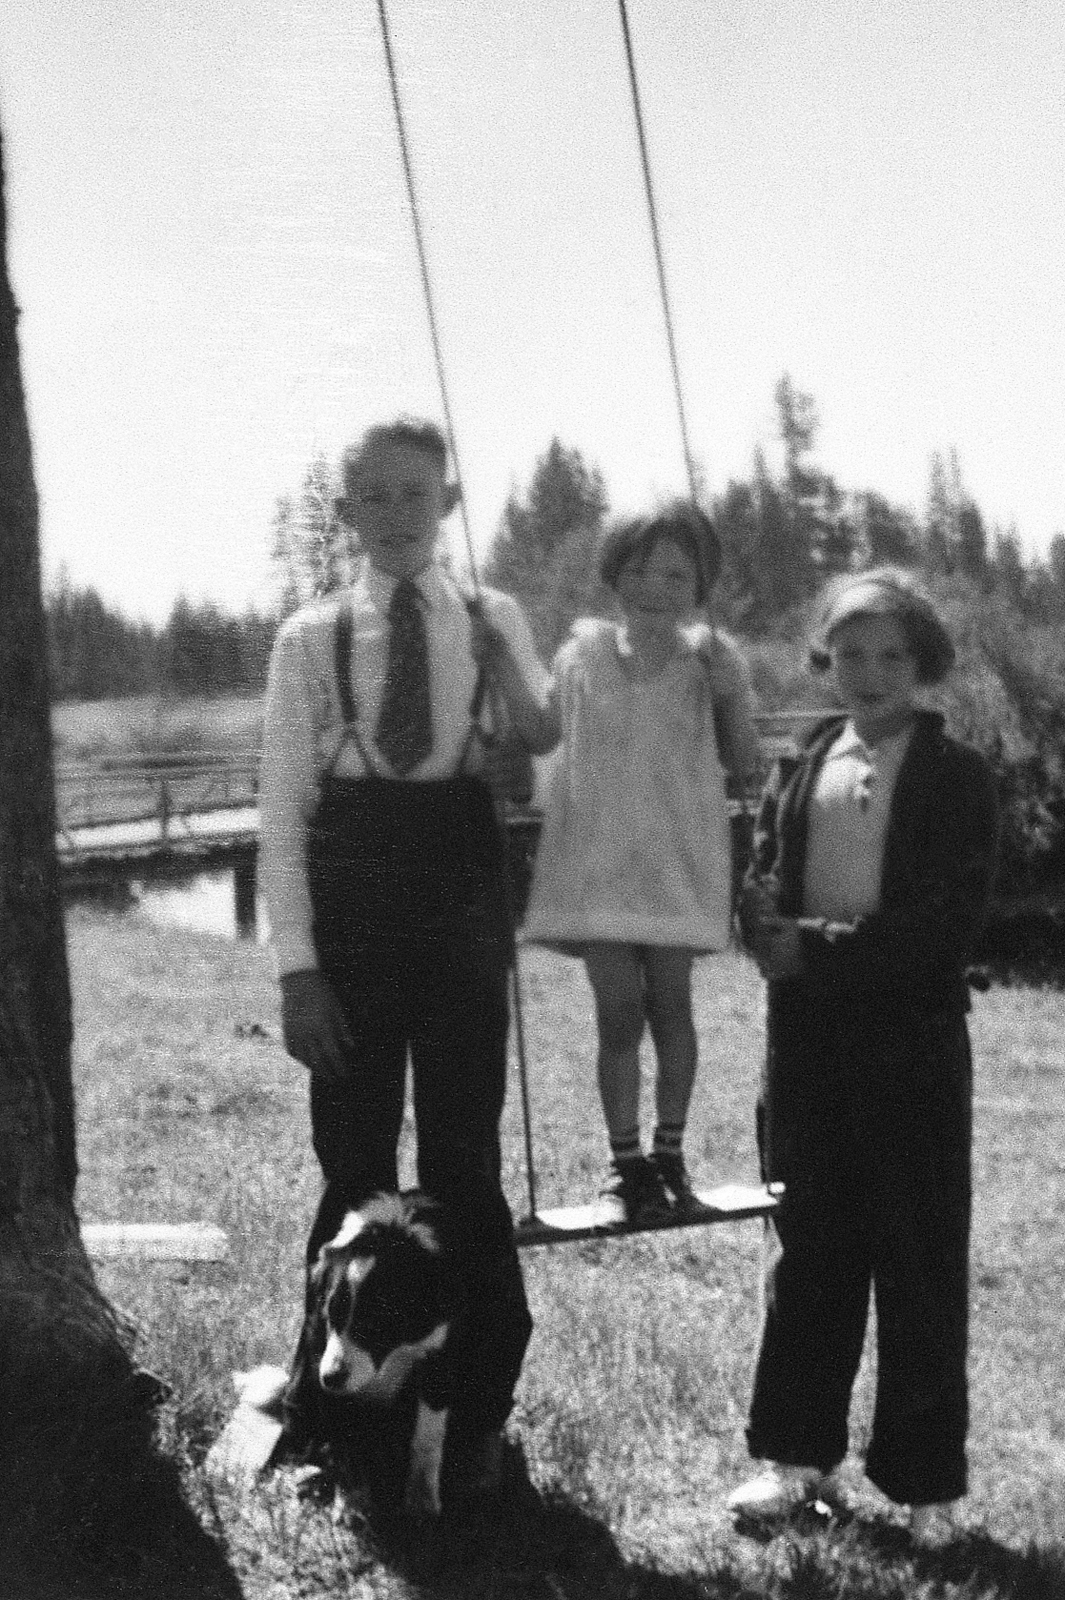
[57,753,262,930]
[55,711,819,936]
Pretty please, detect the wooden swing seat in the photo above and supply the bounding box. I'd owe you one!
[515,1181,781,1248]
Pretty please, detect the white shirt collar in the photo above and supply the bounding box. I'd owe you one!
[828,717,914,764]
[362,560,447,611]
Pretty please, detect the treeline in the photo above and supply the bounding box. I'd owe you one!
[46,569,276,700]
[271,382,1065,655]
[481,381,1065,905]
[485,375,1065,654]
[267,378,1065,908]
[482,380,1065,910]
[57,377,1065,908]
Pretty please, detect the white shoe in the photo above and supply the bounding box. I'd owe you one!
[727,1462,828,1519]
[909,1501,957,1547]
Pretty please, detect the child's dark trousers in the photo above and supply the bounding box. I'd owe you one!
[748,989,972,1505]
[285,771,532,1448]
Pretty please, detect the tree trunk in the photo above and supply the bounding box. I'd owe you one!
[0,122,155,1550]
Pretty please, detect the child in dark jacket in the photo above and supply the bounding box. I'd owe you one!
[729,569,999,1546]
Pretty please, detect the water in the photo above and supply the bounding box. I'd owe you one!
[131,869,270,943]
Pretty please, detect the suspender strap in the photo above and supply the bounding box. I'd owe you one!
[329,596,380,779]
[333,597,358,726]
[461,597,492,775]
[327,588,490,780]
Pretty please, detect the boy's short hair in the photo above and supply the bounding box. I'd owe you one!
[808,567,956,686]
[339,416,450,497]
[598,501,722,604]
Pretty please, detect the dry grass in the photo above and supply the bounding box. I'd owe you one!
[56,907,1065,1598]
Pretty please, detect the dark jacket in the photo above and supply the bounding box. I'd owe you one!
[748,710,999,1016]
[747,710,999,1184]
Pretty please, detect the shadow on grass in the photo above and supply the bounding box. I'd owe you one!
[910,1530,1065,1600]
[299,1460,689,1600]
[346,1466,1065,1600]
[725,1502,1065,1600]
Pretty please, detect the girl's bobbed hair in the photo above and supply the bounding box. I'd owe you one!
[808,567,956,686]
[598,501,722,604]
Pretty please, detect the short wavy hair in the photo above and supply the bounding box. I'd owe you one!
[339,416,450,498]
[808,567,956,686]
[598,501,722,604]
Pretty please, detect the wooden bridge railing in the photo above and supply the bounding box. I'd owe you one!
[56,753,261,839]
[55,711,824,841]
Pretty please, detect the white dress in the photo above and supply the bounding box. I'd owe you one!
[522,619,733,952]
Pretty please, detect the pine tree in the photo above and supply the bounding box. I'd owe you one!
[485,438,609,653]
[858,492,917,566]
[270,453,350,608]
[925,450,958,573]
[764,375,853,605]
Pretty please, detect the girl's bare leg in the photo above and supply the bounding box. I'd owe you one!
[582,942,645,1147]
[644,947,697,1162]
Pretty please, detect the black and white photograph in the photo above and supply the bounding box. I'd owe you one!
[0,2,1062,1595]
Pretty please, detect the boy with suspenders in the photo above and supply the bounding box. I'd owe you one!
[260,418,557,1485]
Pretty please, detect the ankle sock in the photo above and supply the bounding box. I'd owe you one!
[609,1130,642,1167]
[652,1123,685,1163]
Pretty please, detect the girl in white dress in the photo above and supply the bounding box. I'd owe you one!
[522,504,760,1221]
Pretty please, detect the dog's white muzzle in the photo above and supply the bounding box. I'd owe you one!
[318,1322,449,1402]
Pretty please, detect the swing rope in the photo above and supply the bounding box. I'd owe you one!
[373,0,479,590]
[617,0,700,506]
[373,0,540,1223]
[371,0,773,1239]
[618,1,756,824]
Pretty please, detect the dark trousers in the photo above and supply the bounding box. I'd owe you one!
[748,997,972,1505]
[287,774,531,1445]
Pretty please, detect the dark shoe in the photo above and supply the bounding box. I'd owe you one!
[599,1156,673,1224]
[652,1151,703,1213]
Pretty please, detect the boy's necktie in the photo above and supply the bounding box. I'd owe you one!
[375,578,433,775]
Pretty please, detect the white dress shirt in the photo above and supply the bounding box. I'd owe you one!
[802,720,914,922]
[260,560,549,975]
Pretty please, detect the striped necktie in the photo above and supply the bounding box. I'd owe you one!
[375,578,433,775]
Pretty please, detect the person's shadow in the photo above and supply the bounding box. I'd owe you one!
[346,1451,1065,1600]
[731,1499,1065,1600]
[305,1439,669,1596]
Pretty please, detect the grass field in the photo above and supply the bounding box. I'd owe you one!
[57,906,1065,1599]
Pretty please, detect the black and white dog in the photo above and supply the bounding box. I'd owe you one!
[306,1191,464,1519]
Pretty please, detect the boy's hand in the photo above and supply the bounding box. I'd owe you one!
[737,882,776,955]
[467,594,561,756]
[467,599,512,673]
[280,970,354,1080]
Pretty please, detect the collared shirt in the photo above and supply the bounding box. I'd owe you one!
[802,719,914,922]
[260,559,548,974]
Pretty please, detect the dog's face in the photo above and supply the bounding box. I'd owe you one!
[311,1194,455,1405]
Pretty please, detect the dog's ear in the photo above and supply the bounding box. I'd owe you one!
[301,1271,328,1362]
[308,1246,335,1303]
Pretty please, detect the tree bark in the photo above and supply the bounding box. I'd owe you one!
[0,121,154,1545]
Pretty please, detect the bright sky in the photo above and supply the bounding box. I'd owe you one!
[2,0,1063,623]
